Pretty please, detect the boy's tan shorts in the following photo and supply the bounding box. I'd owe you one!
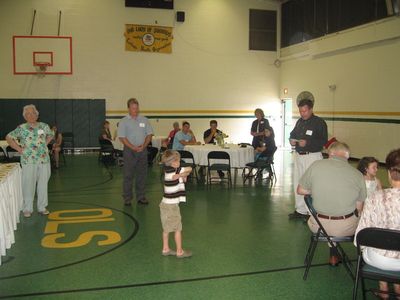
[159,202,182,233]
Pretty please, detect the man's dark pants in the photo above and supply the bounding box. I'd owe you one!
[123,147,148,203]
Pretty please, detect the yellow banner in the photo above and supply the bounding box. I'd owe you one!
[124,24,173,53]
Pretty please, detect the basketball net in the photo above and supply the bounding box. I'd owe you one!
[34,63,48,78]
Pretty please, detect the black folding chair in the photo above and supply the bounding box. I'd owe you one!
[48,142,67,167]
[242,147,277,184]
[177,150,198,182]
[207,151,232,188]
[98,138,115,165]
[6,146,21,163]
[353,227,400,300]
[0,147,7,163]
[62,132,74,154]
[303,195,355,280]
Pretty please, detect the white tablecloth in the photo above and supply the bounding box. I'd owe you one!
[0,140,8,153]
[184,144,254,168]
[112,136,167,151]
[0,163,23,266]
[151,136,167,149]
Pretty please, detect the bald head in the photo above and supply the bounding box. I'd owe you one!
[328,142,350,159]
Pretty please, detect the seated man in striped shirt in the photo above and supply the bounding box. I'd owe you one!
[160,150,193,258]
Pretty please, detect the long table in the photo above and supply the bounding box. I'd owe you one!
[0,163,23,266]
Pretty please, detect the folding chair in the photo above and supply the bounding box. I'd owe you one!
[353,227,400,300]
[177,150,198,182]
[62,132,74,154]
[6,146,21,163]
[242,147,277,184]
[98,138,115,165]
[207,151,232,188]
[48,143,67,167]
[0,147,7,163]
[303,195,355,280]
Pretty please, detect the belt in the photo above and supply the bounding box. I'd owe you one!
[297,151,320,155]
[317,211,356,220]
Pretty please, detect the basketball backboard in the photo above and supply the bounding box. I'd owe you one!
[13,36,73,75]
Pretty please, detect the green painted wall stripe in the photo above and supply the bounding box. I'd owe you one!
[107,115,255,119]
[107,114,400,124]
[321,117,400,124]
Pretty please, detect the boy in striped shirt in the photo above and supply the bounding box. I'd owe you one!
[160,150,193,258]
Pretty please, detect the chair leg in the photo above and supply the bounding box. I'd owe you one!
[304,236,314,265]
[303,238,318,280]
[333,244,355,280]
[352,257,362,300]
[243,167,251,183]
[360,276,367,300]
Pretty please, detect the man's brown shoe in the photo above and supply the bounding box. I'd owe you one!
[329,255,341,266]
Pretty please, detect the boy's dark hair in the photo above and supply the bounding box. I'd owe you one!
[298,99,314,109]
[357,156,379,175]
[210,120,217,126]
[182,121,190,127]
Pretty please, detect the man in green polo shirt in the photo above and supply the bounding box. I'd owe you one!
[297,141,366,265]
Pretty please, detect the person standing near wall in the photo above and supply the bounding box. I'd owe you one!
[289,97,328,219]
[6,104,54,217]
[118,98,153,206]
[250,108,271,148]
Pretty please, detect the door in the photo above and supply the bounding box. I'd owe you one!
[282,98,293,149]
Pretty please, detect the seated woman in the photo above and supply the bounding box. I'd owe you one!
[100,121,113,143]
[161,121,180,150]
[254,127,277,160]
[354,148,400,299]
[49,125,63,168]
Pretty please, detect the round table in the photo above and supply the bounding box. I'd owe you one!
[184,144,254,168]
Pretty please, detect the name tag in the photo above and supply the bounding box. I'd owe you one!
[260,121,264,124]
[306,130,313,136]
[139,123,145,128]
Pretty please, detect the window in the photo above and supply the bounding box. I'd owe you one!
[281,0,393,48]
[249,9,277,51]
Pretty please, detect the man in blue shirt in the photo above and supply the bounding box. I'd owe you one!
[118,98,153,205]
[172,121,200,150]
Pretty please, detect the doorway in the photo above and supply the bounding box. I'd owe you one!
[282,98,293,149]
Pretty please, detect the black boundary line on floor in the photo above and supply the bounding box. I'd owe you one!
[48,163,114,194]
[0,262,339,299]
[0,201,139,281]
[49,168,114,194]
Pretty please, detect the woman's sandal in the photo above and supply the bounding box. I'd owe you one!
[162,250,176,256]
[177,250,192,259]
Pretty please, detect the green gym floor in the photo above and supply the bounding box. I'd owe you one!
[0,151,388,299]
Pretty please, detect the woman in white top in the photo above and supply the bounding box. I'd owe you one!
[357,156,382,197]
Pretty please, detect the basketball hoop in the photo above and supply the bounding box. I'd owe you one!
[34,62,50,78]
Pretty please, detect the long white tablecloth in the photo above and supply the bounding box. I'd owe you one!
[0,163,23,266]
[184,144,254,168]
[0,140,8,153]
